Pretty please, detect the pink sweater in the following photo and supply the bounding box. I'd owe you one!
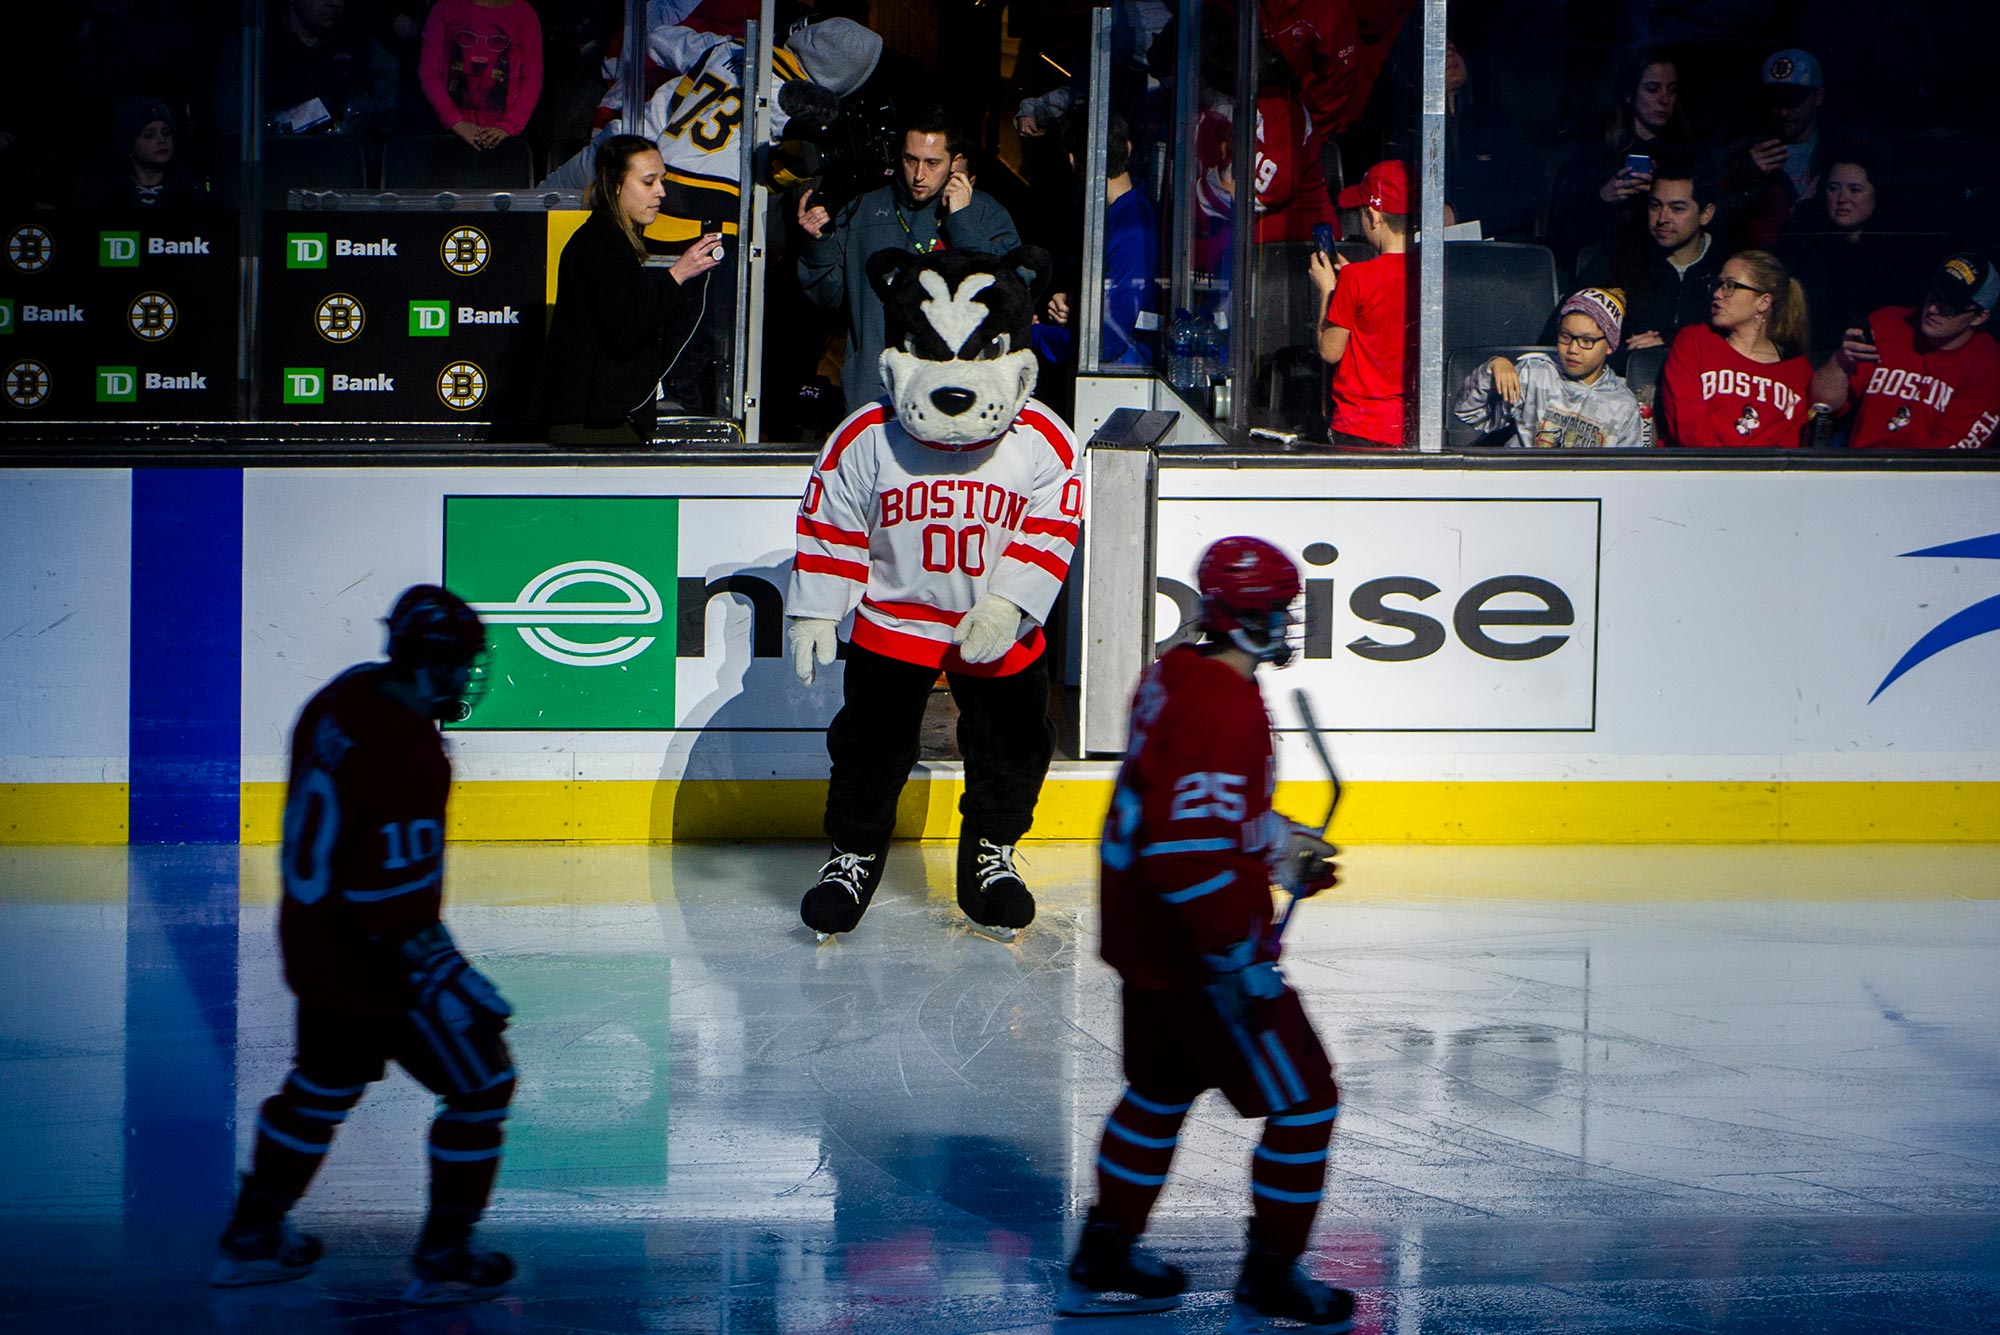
[420,0,543,137]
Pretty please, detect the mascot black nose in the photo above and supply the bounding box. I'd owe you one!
[929,387,978,416]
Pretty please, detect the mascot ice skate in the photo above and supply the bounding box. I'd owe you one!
[787,245,1080,941]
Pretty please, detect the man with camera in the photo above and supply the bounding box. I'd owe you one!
[796,106,1021,415]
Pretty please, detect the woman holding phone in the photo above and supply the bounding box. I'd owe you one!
[537,135,727,446]
[1550,51,1692,271]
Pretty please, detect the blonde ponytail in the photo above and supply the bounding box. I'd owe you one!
[1733,250,1810,357]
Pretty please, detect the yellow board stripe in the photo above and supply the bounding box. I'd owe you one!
[9,781,2000,846]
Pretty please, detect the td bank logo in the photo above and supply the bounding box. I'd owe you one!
[445,496,681,729]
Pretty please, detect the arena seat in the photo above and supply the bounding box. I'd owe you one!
[1250,239,1375,428]
[1444,241,1559,354]
[1443,344,1557,447]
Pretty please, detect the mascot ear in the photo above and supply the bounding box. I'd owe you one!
[999,245,1056,313]
[867,248,920,303]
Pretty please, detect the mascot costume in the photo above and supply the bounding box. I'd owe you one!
[787,245,1081,941]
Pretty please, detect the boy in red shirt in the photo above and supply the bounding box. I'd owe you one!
[1309,159,1411,448]
[1061,538,1352,1332]
[1809,252,2000,450]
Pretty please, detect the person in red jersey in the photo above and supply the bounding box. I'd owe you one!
[1061,538,1353,1333]
[1809,252,2000,451]
[211,586,516,1306]
[1660,248,1813,446]
[1308,159,1410,448]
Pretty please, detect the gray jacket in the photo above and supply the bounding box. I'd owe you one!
[797,183,1020,413]
[1454,353,1646,448]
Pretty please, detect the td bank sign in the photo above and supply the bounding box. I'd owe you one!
[445,493,813,731]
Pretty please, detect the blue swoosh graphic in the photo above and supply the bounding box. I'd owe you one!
[1871,531,2000,701]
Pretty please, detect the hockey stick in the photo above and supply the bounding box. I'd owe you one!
[1272,688,1342,945]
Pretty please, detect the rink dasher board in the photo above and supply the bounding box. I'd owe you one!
[2,463,1998,843]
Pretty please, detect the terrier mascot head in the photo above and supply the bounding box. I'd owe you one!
[866,246,1054,447]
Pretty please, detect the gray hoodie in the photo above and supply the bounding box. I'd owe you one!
[1453,352,1647,448]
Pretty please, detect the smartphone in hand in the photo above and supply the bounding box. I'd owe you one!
[1312,222,1335,257]
[1623,153,1653,177]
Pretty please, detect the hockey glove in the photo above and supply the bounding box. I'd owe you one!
[1203,936,1286,1032]
[788,617,839,685]
[401,923,511,1038]
[1249,812,1339,898]
[953,593,1023,665]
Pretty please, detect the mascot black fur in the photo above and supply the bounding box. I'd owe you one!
[785,244,1081,942]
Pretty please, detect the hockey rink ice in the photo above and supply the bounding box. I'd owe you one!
[2,839,1997,1333]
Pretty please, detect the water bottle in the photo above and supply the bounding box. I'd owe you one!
[1167,308,1199,394]
[1194,315,1223,388]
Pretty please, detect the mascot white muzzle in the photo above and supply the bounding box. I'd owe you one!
[868,246,1053,448]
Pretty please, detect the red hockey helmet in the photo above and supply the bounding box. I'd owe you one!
[385,584,488,721]
[1196,537,1302,666]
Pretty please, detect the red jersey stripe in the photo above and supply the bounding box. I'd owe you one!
[1017,407,1076,468]
[852,617,1045,677]
[797,515,868,547]
[1020,516,1081,542]
[1003,542,1070,581]
[793,552,869,582]
[819,405,891,474]
[863,597,966,626]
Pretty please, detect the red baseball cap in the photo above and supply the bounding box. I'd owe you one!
[1337,159,1410,213]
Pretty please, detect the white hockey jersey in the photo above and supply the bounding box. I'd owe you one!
[790,401,1082,677]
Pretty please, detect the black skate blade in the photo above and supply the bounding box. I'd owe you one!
[207,1255,315,1288]
[1056,1279,1180,1317]
[401,1274,510,1306]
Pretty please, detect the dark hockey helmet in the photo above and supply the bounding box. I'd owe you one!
[384,584,489,721]
[1196,536,1302,666]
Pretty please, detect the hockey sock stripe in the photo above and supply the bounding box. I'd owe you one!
[1105,1117,1180,1151]
[1270,1103,1340,1127]
[1097,1154,1169,1187]
[437,1106,509,1123]
[257,1116,332,1156]
[429,1144,504,1162]
[1250,1181,1324,1204]
[1254,1144,1329,1165]
[292,1104,353,1123]
[1124,1090,1193,1116]
[288,1073,366,1099]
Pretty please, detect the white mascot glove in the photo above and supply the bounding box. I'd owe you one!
[953,593,1024,664]
[788,617,838,685]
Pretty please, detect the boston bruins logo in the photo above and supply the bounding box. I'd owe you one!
[4,359,53,409]
[438,360,486,410]
[315,293,365,343]
[128,291,178,342]
[441,226,490,276]
[6,226,52,273]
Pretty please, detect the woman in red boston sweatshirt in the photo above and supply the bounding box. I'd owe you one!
[1661,249,1813,446]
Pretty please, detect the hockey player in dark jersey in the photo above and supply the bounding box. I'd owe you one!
[210,585,517,1305]
[1062,538,1355,1332]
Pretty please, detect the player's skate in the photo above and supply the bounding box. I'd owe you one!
[1056,1206,1188,1316]
[1227,1231,1355,1333]
[209,1177,323,1287]
[957,830,1034,940]
[800,844,887,941]
[404,1212,514,1305]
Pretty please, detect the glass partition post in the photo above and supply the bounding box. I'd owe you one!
[1225,0,1260,436]
[1077,7,1113,375]
[621,0,648,147]
[1416,0,1448,452]
[237,0,265,421]
[1168,0,1199,331]
[731,9,774,436]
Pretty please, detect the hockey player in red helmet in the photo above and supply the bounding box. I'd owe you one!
[212,585,517,1304]
[1062,537,1356,1331]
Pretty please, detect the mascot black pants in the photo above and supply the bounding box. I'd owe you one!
[825,642,1055,852]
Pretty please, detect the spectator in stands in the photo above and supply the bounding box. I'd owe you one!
[219,0,398,140]
[79,96,204,210]
[1455,288,1646,448]
[797,105,1021,416]
[1776,147,1927,354]
[536,135,726,446]
[1549,50,1691,272]
[418,0,543,153]
[1308,159,1410,448]
[1437,38,1543,242]
[1809,253,2000,451]
[1660,249,1813,447]
[1720,49,1865,250]
[1579,154,1724,357]
[1034,113,1160,369]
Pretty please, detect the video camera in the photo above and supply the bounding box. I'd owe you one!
[769,89,901,220]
